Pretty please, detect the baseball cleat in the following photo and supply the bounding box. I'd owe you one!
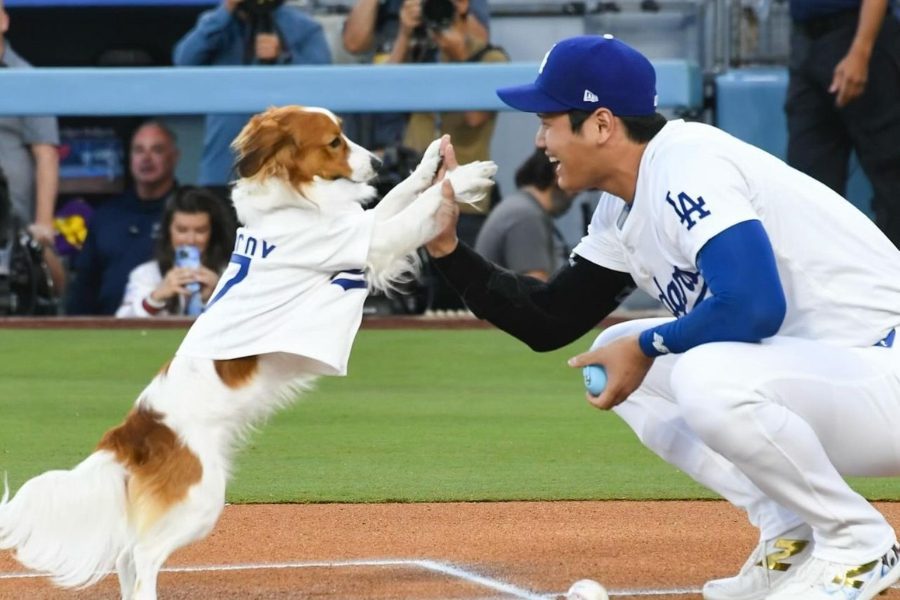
[764,542,900,600]
[703,523,813,600]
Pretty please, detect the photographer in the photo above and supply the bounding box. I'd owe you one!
[341,0,490,150]
[0,0,60,248]
[403,0,507,244]
[173,0,331,189]
[0,165,65,315]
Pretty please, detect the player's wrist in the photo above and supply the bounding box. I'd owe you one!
[426,236,459,258]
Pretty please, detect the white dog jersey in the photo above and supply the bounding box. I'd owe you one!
[177,194,375,376]
[574,120,900,347]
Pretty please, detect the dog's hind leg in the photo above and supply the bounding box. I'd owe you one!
[116,546,136,600]
[130,477,226,600]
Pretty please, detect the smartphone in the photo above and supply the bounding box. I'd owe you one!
[174,245,201,294]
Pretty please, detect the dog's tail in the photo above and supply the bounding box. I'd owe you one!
[0,451,129,588]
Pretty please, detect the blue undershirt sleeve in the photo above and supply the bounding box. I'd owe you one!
[638,220,786,357]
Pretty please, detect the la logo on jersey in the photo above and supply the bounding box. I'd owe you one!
[666,190,711,230]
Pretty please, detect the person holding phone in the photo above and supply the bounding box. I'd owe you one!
[116,187,234,318]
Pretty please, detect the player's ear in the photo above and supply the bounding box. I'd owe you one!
[592,108,615,144]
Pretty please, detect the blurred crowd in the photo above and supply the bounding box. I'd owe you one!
[0,0,897,318]
[0,0,556,319]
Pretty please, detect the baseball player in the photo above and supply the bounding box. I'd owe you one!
[426,35,900,600]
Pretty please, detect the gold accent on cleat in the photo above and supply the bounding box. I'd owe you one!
[832,559,878,589]
[756,538,810,572]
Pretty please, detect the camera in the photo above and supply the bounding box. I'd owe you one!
[238,0,285,20]
[237,0,285,63]
[0,223,58,316]
[407,0,456,62]
[421,0,455,33]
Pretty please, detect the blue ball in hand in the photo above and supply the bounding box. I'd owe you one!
[582,364,607,396]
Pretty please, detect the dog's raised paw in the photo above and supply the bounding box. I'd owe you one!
[409,138,444,191]
[446,161,498,206]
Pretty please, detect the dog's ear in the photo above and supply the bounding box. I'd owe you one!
[231,112,289,179]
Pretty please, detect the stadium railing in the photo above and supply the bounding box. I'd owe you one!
[0,62,703,116]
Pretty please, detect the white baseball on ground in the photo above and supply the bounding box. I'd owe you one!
[566,578,609,600]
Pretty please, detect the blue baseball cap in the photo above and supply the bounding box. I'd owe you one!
[496,35,658,116]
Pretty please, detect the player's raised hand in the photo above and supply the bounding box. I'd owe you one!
[567,335,654,410]
[425,138,462,257]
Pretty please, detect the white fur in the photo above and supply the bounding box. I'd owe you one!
[0,121,496,600]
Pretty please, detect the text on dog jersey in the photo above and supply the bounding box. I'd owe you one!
[234,233,277,258]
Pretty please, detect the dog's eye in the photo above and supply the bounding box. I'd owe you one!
[329,138,342,149]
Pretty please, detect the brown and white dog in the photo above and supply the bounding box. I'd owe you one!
[0,106,496,600]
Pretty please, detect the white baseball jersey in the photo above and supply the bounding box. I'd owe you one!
[176,198,374,376]
[574,119,900,347]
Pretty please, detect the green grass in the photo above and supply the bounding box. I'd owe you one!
[0,328,897,503]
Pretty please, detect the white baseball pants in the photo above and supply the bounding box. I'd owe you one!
[596,318,900,564]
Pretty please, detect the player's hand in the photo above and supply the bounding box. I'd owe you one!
[398,0,422,36]
[194,266,221,302]
[830,48,869,107]
[567,335,654,410]
[255,33,282,61]
[434,135,458,182]
[425,139,461,257]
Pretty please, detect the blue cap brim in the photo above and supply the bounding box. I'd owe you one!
[496,83,572,113]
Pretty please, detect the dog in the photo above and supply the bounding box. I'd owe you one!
[0,105,496,600]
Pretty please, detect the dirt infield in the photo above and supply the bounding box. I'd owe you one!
[2,501,899,599]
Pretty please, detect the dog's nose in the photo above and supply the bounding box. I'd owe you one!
[370,155,383,172]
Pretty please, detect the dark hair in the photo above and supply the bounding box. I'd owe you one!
[567,110,667,143]
[514,147,557,191]
[156,186,235,276]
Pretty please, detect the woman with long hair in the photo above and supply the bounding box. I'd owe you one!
[116,186,234,317]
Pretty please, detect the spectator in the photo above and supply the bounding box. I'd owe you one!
[402,0,508,246]
[786,0,900,247]
[341,0,490,150]
[67,121,179,315]
[475,148,573,281]
[173,0,332,190]
[0,0,60,247]
[117,187,234,318]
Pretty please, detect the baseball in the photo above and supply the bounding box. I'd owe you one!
[566,578,609,600]
[582,364,607,396]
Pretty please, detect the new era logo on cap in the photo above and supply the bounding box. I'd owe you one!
[497,35,658,117]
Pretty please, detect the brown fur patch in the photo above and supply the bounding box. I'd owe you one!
[231,106,353,190]
[158,359,172,376]
[214,355,260,389]
[97,406,202,532]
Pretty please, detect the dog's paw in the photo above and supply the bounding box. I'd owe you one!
[408,138,444,193]
[446,161,498,206]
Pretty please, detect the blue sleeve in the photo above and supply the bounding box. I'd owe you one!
[638,220,786,357]
[173,7,234,66]
[275,10,332,65]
